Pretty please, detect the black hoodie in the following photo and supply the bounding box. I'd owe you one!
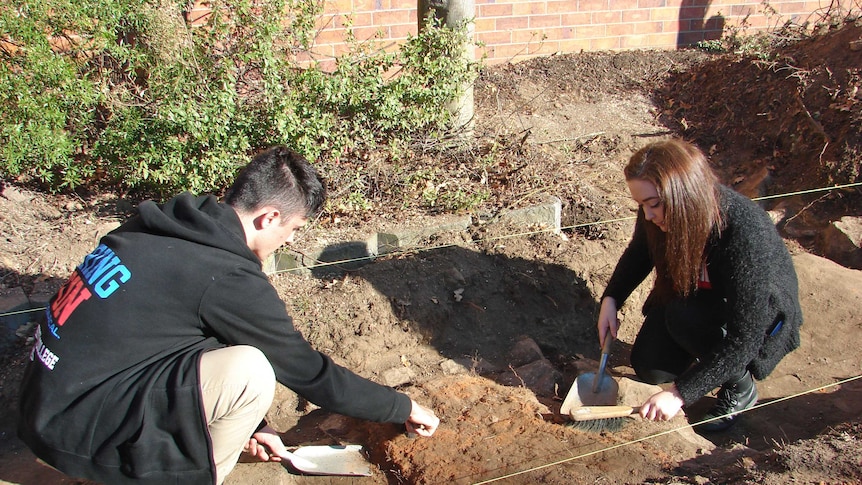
[18,193,411,484]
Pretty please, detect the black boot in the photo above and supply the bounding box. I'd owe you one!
[698,370,758,432]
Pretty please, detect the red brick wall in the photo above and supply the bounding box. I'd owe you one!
[189,0,842,69]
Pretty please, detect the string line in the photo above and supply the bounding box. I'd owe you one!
[273,181,862,274]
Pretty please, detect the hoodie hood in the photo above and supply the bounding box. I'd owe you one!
[130,193,258,262]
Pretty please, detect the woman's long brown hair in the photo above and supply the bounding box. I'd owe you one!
[625,139,724,298]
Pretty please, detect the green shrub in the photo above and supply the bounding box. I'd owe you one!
[0,0,479,196]
[0,0,112,189]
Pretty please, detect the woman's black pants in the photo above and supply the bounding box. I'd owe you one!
[630,291,730,385]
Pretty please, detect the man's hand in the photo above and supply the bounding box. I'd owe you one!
[405,400,440,437]
[242,425,287,462]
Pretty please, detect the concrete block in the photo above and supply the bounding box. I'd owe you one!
[29,280,63,308]
[265,241,375,276]
[311,241,375,275]
[0,286,31,331]
[262,251,296,275]
[493,195,561,234]
[1,286,35,352]
[264,198,560,277]
[370,214,472,255]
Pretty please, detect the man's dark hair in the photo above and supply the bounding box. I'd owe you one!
[225,146,326,219]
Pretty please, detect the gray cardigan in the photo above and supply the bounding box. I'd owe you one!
[603,185,803,405]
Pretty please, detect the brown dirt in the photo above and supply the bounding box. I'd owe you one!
[1,21,861,485]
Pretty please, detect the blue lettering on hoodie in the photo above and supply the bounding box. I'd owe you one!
[78,244,132,298]
[47,244,132,341]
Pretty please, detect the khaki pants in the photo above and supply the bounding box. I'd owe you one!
[199,346,275,484]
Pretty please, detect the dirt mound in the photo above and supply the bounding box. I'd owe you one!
[656,22,862,198]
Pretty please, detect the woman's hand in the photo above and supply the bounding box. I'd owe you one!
[405,400,440,437]
[242,425,287,462]
[639,386,684,421]
[597,296,620,349]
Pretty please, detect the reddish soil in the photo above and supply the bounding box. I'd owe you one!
[1,20,860,485]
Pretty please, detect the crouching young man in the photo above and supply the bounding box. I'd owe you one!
[18,146,439,484]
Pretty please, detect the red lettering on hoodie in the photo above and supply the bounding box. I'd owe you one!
[51,271,92,326]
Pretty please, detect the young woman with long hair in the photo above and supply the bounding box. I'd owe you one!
[598,139,802,431]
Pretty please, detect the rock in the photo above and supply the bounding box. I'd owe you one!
[440,358,471,375]
[766,206,788,225]
[571,355,602,375]
[95,221,122,240]
[0,185,33,203]
[318,414,351,436]
[382,366,416,387]
[507,335,544,366]
[442,267,466,287]
[115,198,136,213]
[497,358,561,397]
[471,357,502,374]
[64,200,84,211]
[440,356,500,375]
[732,166,771,199]
[816,216,862,269]
[15,321,38,344]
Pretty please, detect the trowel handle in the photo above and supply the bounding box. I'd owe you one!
[570,405,640,421]
[600,334,615,354]
[591,336,615,393]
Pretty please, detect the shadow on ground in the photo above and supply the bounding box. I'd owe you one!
[308,238,601,389]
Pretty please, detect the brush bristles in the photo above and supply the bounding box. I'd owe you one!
[566,417,625,433]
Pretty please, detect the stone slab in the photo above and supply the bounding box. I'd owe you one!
[29,280,63,308]
[0,286,31,331]
[370,214,473,256]
[0,286,35,352]
[490,195,561,234]
[265,241,376,276]
[265,199,561,275]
